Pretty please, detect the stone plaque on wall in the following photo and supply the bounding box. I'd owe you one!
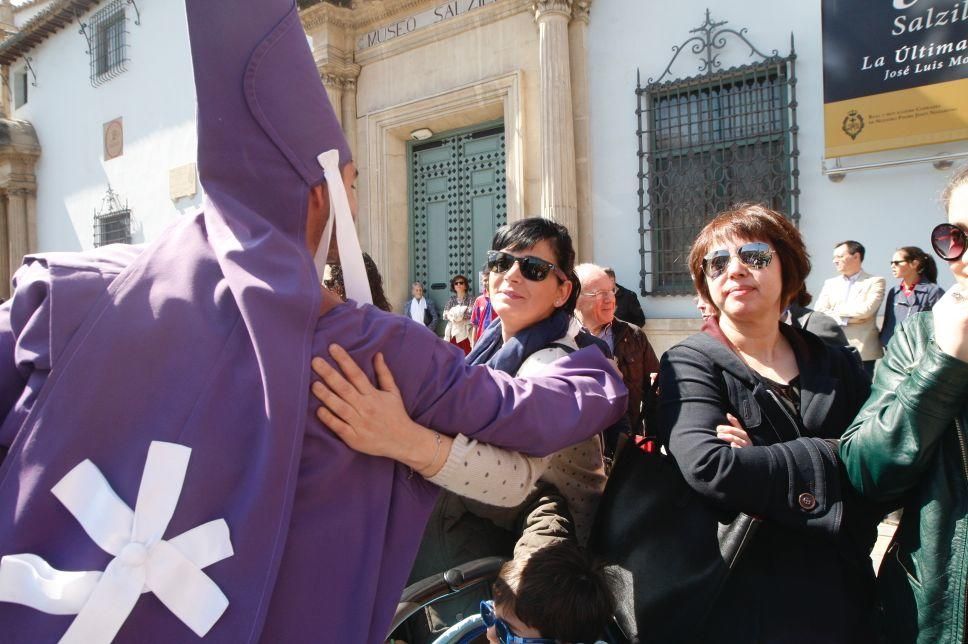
[103,118,123,160]
[169,163,197,200]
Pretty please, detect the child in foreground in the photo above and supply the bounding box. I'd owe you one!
[482,542,614,644]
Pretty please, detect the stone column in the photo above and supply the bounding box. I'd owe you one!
[0,194,8,299]
[569,0,592,260]
[6,186,31,282]
[340,75,359,158]
[321,74,344,126]
[533,0,578,235]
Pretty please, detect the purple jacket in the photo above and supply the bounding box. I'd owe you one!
[0,1,627,641]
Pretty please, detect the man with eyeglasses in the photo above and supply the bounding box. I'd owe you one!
[603,267,645,327]
[815,240,886,376]
[575,263,659,438]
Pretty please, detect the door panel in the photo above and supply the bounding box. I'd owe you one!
[410,122,506,328]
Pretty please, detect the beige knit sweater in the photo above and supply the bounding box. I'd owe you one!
[428,334,608,544]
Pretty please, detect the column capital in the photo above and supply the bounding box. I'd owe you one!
[532,0,573,21]
[572,0,591,23]
[319,62,361,91]
[4,181,35,197]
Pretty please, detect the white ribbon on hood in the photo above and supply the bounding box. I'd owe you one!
[315,149,373,305]
[0,441,233,643]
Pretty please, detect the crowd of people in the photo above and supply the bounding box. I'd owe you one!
[0,2,964,643]
[315,166,968,643]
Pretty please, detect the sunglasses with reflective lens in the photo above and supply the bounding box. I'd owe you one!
[931,223,967,262]
[480,601,557,644]
[486,250,567,282]
[702,242,776,279]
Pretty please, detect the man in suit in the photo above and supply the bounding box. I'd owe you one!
[604,267,646,327]
[787,286,849,348]
[815,240,886,375]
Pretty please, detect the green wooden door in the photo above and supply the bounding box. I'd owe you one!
[410,122,506,327]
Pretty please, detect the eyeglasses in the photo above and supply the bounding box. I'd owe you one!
[931,223,967,262]
[480,601,556,644]
[453,280,467,286]
[580,287,617,299]
[889,260,908,266]
[702,242,776,279]
[486,250,567,282]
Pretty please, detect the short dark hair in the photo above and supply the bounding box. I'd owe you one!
[491,217,579,314]
[689,203,811,311]
[897,246,939,283]
[449,274,469,292]
[491,542,615,643]
[835,240,865,261]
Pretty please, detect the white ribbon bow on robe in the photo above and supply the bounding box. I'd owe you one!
[0,441,233,643]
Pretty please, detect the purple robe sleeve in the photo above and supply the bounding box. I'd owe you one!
[0,250,139,449]
[385,319,628,458]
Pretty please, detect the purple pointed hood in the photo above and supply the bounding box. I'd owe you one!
[188,0,351,239]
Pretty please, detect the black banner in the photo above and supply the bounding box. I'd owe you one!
[822,0,968,156]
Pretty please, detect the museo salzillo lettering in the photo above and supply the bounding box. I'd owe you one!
[821,0,968,156]
[357,0,500,50]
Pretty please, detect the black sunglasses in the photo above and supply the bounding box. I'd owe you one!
[931,223,966,262]
[486,250,567,282]
[702,242,776,279]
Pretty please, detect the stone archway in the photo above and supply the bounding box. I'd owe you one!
[0,119,39,299]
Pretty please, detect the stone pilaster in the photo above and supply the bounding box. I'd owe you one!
[321,73,344,126]
[0,196,8,298]
[340,75,359,157]
[569,0,592,259]
[6,186,32,283]
[533,0,578,235]
[0,120,40,298]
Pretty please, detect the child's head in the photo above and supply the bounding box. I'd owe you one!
[486,542,615,643]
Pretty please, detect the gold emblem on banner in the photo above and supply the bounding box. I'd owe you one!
[841,110,865,140]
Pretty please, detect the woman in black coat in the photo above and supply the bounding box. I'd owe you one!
[656,204,880,643]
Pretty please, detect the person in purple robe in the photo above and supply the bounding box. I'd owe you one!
[0,1,626,642]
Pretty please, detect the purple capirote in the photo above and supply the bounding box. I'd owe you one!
[0,1,628,642]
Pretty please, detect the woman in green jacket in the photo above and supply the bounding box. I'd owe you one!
[841,165,968,643]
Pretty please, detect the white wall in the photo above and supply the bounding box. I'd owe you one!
[11,0,199,252]
[588,0,964,320]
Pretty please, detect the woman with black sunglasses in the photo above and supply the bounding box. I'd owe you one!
[653,203,880,642]
[879,246,944,347]
[443,274,475,354]
[312,217,622,640]
[841,166,968,644]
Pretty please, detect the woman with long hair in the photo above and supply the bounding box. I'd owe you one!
[880,245,943,346]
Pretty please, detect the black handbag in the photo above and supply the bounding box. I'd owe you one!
[588,436,760,643]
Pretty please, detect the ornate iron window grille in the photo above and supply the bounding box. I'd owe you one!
[636,10,800,296]
[93,185,132,247]
[78,0,140,87]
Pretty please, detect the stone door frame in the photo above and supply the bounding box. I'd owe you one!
[360,70,523,303]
